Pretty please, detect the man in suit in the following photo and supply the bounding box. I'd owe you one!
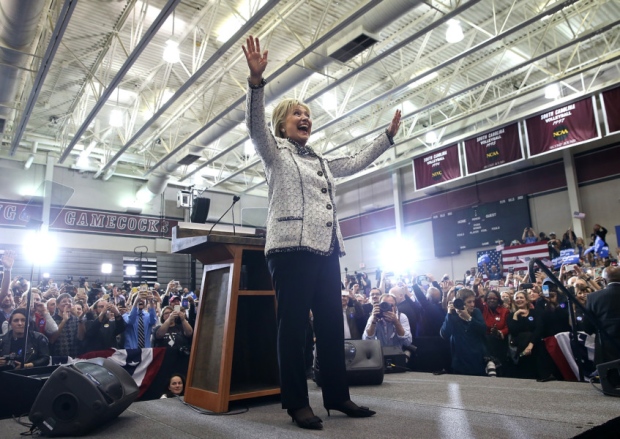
[585,266,620,363]
[341,289,363,340]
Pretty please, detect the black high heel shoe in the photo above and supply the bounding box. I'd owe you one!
[286,406,323,430]
[324,400,376,418]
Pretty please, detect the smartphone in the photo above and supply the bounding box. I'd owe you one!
[455,280,464,286]
[51,283,58,289]
[174,305,181,312]
[508,267,514,274]
[417,275,429,286]
[489,280,499,287]
[140,284,147,292]
[565,264,575,272]
[520,283,534,289]
[182,298,189,308]
[77,287,86,295]
[542,285,550,297]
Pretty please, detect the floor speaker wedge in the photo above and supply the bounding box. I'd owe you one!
[29,358,139,436]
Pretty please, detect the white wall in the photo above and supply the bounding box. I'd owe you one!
[0,158,268,252]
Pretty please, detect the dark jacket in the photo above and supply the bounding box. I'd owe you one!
[584,283,620,363]
[413,284,446,336]
[0,330,50,368]
[84,314,126,352]
[397,295,421,337]
[344,299,364,340]
[440,308,487,376]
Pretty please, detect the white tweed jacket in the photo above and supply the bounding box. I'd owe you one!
[246,82,393,257]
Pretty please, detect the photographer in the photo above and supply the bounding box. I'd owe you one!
[363,294,412,349]
[0,308,50,370]
[412,278,446,337]
[440,288,487,376]
[123,289,157,349]
[522,227,538,244]
[50,293,83,357]
[84,299,126,352]
[341,287,364,340]
[154,305,193,354]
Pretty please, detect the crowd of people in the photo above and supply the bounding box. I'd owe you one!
[0,250,194,397]
[339,225,619,382]
[0,222,618,403]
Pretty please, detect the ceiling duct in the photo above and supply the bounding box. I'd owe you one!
[177,154,201,166]
[0,0,47,130]
[140,0,422,198]
[327,26,380,63]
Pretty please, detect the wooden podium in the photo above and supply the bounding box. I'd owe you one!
[172,225,279,412]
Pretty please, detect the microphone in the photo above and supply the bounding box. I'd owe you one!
[207,195,241,236]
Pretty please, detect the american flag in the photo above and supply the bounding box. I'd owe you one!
[477,249,502,270]
[502,241,550,274]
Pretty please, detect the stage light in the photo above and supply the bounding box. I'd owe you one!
[446,20,464,44]
[101,263,113,274]
[545,83,560,99]
[244,139,255,158]
[379,235,415,276]
[126,265,137,276]
[43,273,50,278]
[162,40,180,63]
[24,231,57,266]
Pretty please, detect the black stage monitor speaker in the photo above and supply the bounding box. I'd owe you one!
[382,346,408,373]
[191,197,210,223]
[314,340,384,386]
[29,358,139,436]
[597,359,620,397]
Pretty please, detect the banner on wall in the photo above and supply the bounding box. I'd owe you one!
[0,200,178,238]
[601,87,620,135]
[412,143,462,191]
[524,96,600,158]
[463,123,523,176]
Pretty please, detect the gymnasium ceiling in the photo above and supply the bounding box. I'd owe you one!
[1,0,619,199]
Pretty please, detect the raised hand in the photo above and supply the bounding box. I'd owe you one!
[1,250,15,270]
[387,109,401,138]
[242,36,268,84]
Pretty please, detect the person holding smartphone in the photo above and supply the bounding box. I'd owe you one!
[154,305,193,355]
[440,288,487,376]
[530,278,570,382]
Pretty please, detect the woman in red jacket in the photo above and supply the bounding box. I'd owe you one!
[476,289,510,374]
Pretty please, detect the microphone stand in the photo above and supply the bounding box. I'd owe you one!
[207,195,240,236]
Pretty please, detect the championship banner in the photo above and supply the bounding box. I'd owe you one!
[463,123,523,176]
[524,96,600,158]
[413,143,462,191]
[0,199,178,238]
[601,87,620,135]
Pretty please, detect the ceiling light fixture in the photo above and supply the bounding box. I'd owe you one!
[446,19,464,44]
[544,83,560,99]
[163,40,180,63]
[425,131,438,144]
[109,108,124,127]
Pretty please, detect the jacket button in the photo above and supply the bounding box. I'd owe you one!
[317,171,323,177]
[321,188,327,194]
[326,222,332,227]
[326,204,332,210]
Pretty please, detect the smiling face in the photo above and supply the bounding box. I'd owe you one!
[282,105,312,146]
[514,292,528,309]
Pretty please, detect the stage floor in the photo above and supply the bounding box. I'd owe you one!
[2,372,618,438]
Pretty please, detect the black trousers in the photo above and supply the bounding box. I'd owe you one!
[267,248,350,410]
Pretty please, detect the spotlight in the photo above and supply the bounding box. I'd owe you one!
[101,263,113,274]
[126,265,137,276]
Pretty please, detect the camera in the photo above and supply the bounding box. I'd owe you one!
[2,353,17,369]
[79,276,89,287]
[453,298,465,311]
[378,301,392,318]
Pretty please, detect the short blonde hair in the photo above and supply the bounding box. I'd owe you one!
[271,98,311,139]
